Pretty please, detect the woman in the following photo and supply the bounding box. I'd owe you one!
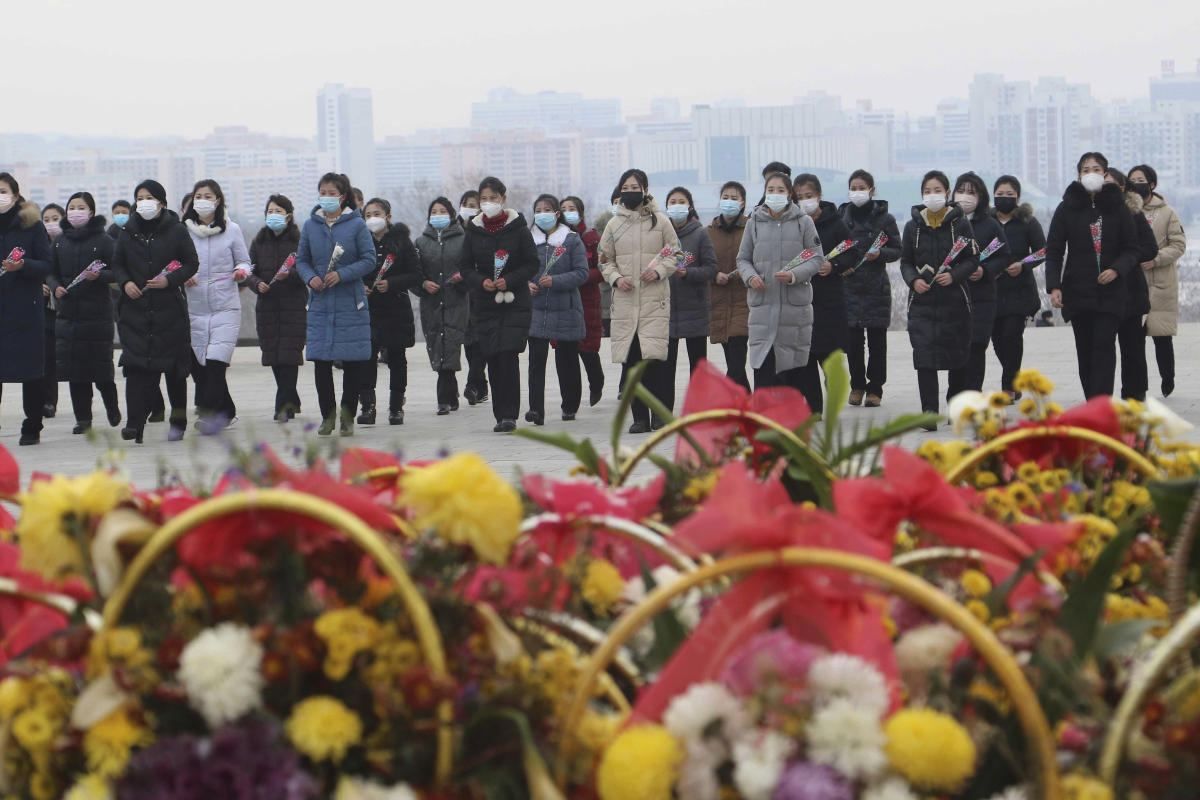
[708,181,751,390]
[40,203,65,418]
[600,168,682,433]
[526,194,589,424]
[899,170,979,425]
[838,169,900,407]
[47,191,121,434]
[991,175,1046,396]
[111,178,199,443]
[561,195,604,406]
[459,189,488,406]
[0,173,53,445]
[295,172,377,437]
[1106,168,1156,401]
[248,194,306,421]
[1045,152,1140,399]
[1129,164,1188,397]
[794,173,856,414]
[107,200,131,240]
[359,197,421,426]
[662,187,717,413]
[736,172,823,393]
[949,172,1009,396]
[415,197,469,415]
[459,176,539,432]
[183,179,250,433]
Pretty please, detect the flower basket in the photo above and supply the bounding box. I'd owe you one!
[944,425,1161,485]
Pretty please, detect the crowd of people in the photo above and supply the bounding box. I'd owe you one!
[0,154,1187,444]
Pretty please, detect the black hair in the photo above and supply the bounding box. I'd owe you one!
[1106,167,1127,190]
[993,175,1022,196]
[719,181,747,202]
[459,190,479,207]
[793,173,822,195]
[617,169,655,226]
[1076,152,1108,174]
[561,195,586,226]
[318,172,355,210]
[0,172,19,196]
[762,161,791,178]
[427,196,456,221]
[364,197,392,217]
[848,169,875,189]
[184,178,228,231]
[921,170,951,194]
[1129,164,1157,188]
[41,203,65,219]
[111,199,131,213]
[533,193,563,227]
[180,193,193,213]
[264,194,294,217]
[478,176,507,197]
[66,191,96,215]
[953,171,990,217]
[352,188,364,205]
[666,186,698,221]
[610,186,621,203]
[764,171,795,203]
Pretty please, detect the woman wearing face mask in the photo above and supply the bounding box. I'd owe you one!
[47,191,121,434]
[1045,153,1140,399]
[662,187,717,413]
[415,197,468,415]
[991,176,1047,397]
[458,176,539,432]
[296,172,377,436]
[948,172,1009,397]
[111,178,200,443]
[601,168,683,433]
[358,198,421,426]
[526,194,589,425]
[108,201,131,240]
[900,170,980,427]
[458,189,488,407]
[1129,164,1187,397]
[182,179,249,433]
[708,181,751,390]
[248,194,305,422]
[838,169,900,408]
[793,173,856,414]
[1104,168,1155,402]
[39,204,65,419]
[0,173,53,445]
[736,172,824,394]
[560,195,605,406]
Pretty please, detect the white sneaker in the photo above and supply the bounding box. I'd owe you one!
[225,415,239,429]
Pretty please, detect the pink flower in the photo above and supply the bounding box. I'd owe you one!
[6,247,24,262]
[720,630,825,696]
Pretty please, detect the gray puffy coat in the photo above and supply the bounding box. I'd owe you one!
[529,224,589,341]
[415,222,469,371]
[736,204,824,373]
[668,218,717,339]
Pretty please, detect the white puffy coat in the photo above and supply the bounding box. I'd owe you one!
[185,219,250,364]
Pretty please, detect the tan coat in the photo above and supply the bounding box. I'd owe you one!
[1142,193,1187,336]
[599,200,681,363]
[707,215,749,343]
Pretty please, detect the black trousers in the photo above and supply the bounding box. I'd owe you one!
[1153,335,1174,386]
[359,348,408,412]
[42,328,57,411]
[721,336,750,391]
[125,366,186,432]
[625,334,669,426]
[948,341,989,399]
[465,342,488,397]
[193,357,235,420]
[797,351,839,415]
[917,367,943,413]
[1070,311,1120,399]
[1117,314,1148,401]
[69,380,119,423]
[486,351,521,423]
[0,381,45,435]
[664,336,707,413]
[846,326,887,397]
[580,351,605,394]
[314,359,368,421]
[436,369,459,406]
[271,364,301,414]
[528,338,582,416]
[753,349,802,391]
[991,315,1026,393]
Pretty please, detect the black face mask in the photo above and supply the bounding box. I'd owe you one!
[994,197,1018,214]
[1130,182,1152,200]
[620,191,644,210]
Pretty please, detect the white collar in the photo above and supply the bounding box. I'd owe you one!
[531,225,570,247]
[186,219,222,238]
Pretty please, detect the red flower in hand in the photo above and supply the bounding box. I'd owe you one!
[553,246,566,257]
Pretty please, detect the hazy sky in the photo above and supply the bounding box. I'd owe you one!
[7,0,1200,141]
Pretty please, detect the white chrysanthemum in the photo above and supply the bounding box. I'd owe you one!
[1144,396,1194,439]
[894,623,962,696]
[862,776,919,800]
[807,653,889,718]
[677,740,722,800]
[732,729,794,800]
[986,788,1028,800]
[623,566,702,656]
[334,777,419,800]
[663,681,750,748]
[807,698,888,781]
[948,390,988,435]
[177,623,264,729]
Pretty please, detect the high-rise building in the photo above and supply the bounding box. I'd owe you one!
[470,88,620,133]
[968,74,1030,178]
[316,83,376,195]
[376,134,445,193]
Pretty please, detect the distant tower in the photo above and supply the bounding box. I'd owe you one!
[316,83,376,196]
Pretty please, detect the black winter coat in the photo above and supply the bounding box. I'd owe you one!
[47,215,116,382]
[900,205,980,370]
[964,211,1010,343]
[459,211,539,357]
[111,210,199,375]
[811,201,858,355]
[248,225,306,366]
[0,202,52,382]
[668,218,718,339]
[838,200,901,329]
[415,223,469,371]
[1045,182,1139,321]
[995,204,1046,319]
[1123,191,1158,320]
[365,224,421,354]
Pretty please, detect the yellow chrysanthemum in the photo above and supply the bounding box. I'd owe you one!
[1061,773,1114,800]
[960,569,992,598]
[399,453,521,564]
[974,471,998,490]
[1015,462,1041,483]
[883,708,977,791]
[1006,482,1040,510]
[1013,369,1054,396]
[29,772,58,800]
[966,599,991,622]
[1018,398,1039,418]
[16,472,128,581]
[12,708,57,751]
[64,774,113,800]
[682,471,719,503]
[576,710,625,753]
[285,696,363,763]
[582,559,625,616]
[916,440,945,468]
[987,392,1010,409]
[83,707,153,778]
[315,608,381,681]
[596,725,683,800]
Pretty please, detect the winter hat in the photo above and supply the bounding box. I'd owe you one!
[134,179,167,206]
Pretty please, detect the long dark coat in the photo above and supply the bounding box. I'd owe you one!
[994,203,1047,320]
[247,224,306,366]
[810,201,858,355]
[574,225,603,354]
[365,223,421,354]
[0,202,53,382]
[47,215,116,382]
[415,222,469,371]
[963,211,1010,343]
[668,218,718,339]
[838,199,901,330]
[459,211,539,358]
[1045,182,1139,321]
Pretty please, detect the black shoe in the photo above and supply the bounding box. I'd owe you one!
[464,386,481,406]
[477,390,489,404]
[148,410,165,423]
[388,409,404,425]
[920,412,938,432]
[339,411,354,437]
[628,421,650,434]
[1163,377,1175,397]
[493,419,517,433]
[106,407,122,427]
[562,412,576,422]
[42,404,56,419]
[525,410,544,426]
[19,431,40,446]
[121,426,145,444]
[275,409,290,423]
[357,404,376,425]
[450,400,460,411]
[437,404,451,416]
[72,421,92,435]
[318,416,336,437]
[650,416,666,431]
[589,387,603,407]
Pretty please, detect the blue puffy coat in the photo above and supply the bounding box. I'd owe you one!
[529,224,589,341]
[0,201,53,382]
[296,207,376,362]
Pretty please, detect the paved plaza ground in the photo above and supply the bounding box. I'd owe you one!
[3,324,1198,490]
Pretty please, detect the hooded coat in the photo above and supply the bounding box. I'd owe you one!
[899,204,980,370]
[0,201,53,382]
[295,207,376,362]
[530,224,589,341]
[111,209,200,375]
[668,217,718,339]
[994,203,1046,320]
[572,224,603,353]
[1142,193,1187,336]
[185,218,251,365]
[459,210,540,357]
[809,201,858,355]
[599,199,681,363]
[47,214,116,382]
[707,214,749,343]
[1045,182,1139,321]
[838,199,901,330]
[415,222,468,371]
[736,203,824,373]
[963,210,1010,343]
[365,223,421,354]
[247,224,306,366]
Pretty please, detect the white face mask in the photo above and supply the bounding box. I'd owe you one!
[136,199,161,220]
[192,198,217,218]
[954,193,977,214]
[798,197,820,216]
[365,216,387,233]
[459,206,478,220]
[480,201,503,219]
[764,194,789,212]
[1080,172,1105,193]
[849,190,871,207]
[922,193,946,212]
[0,193,13,213]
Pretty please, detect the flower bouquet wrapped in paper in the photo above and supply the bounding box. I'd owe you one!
[372,253,395,289]
[918,236,969,281]
[537,246,567,281]
[493,249,514,303]
[824,238,855,260]
[1090,219,1103,272]
[324,243,345,275]
[978,236,1004,262]
[267,253,297,287]
[143,260,182,290]
[63,259,105,292]
[646,245,686,274]
[1022,247,1047,265]
[0,246,24,276]
[845,232,888,275]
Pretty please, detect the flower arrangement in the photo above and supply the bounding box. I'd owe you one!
[268,253,297,287]
[63,260,106,293]
[537,245,567,281]
[325,243,345,275]
[978,237,1004,262]
[372,253,395,289]
[1090,220,1103,272]
[645,246,686,274]
[493,249,514,303]
[143,260,182,290]
[1,246,25,275]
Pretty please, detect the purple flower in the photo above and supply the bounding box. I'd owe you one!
[720,631,824,696]
[772,762,853,800]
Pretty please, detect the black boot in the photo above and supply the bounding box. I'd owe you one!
[389,408,404,425]
[340,408,355,437]
[73,421,93,435]
[357,391,376,425]
[318,415,336,436]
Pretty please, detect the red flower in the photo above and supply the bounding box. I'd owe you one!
[6,247,25,262]
[0,542,92,666]
[1000,396,1121,468]
[285,254,296,267]
[495,249,508,259]
[0,443,20,498]
[553,246,566,257]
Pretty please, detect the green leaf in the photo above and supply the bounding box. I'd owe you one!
[1059,520,1138,654]
[820,350,850,456]
[643,603,691,672]
[770,433,833,508]
[829,413,943,468]
[513,429,604,477]
[1147,478,1200,538]
[612,360,649,457]
[1092,619,1161,662]
[984,549,1044,618]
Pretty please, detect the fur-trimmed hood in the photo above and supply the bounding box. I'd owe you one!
[379,221,412,246]
[1124,190,1145,216]
[1062,180,1124,213]
[6,200,42,230]
[1012,202,1036,222]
